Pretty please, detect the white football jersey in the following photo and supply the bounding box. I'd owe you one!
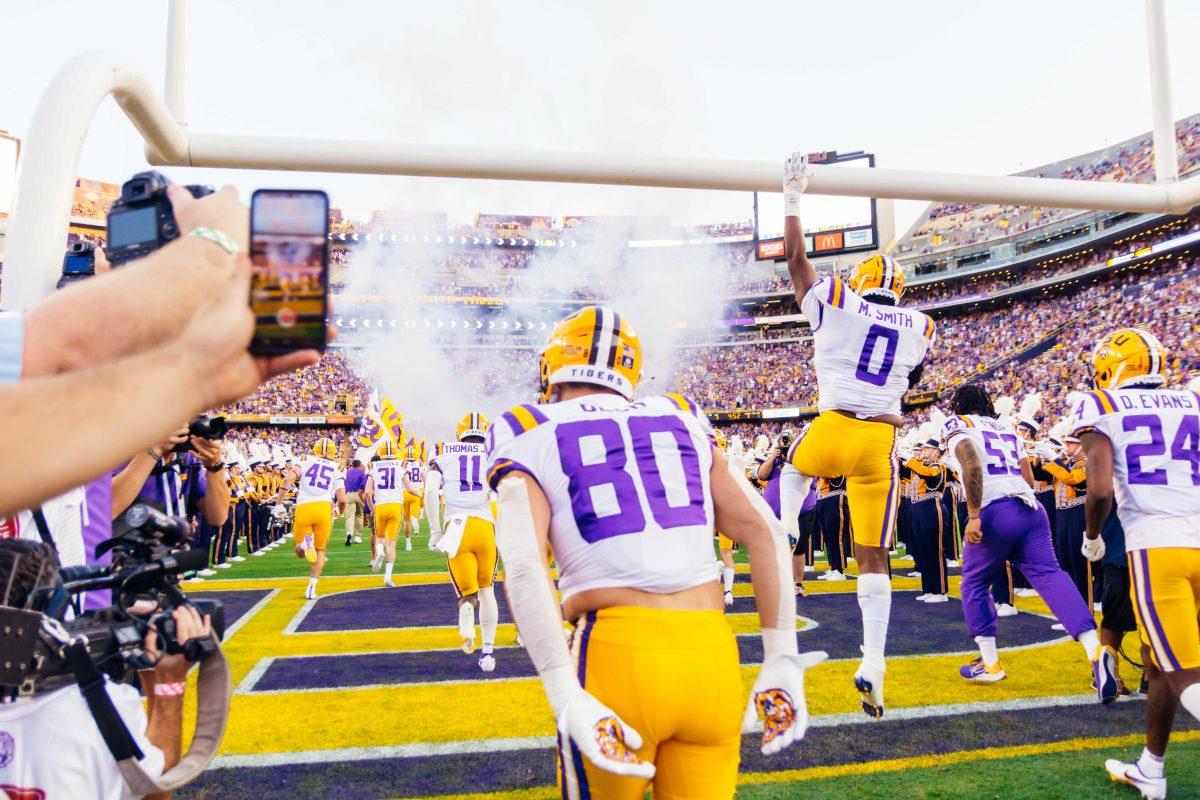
[1069,387,1200,551]
[486,393,718,601]
[402,459,426,493]
[295,455,345,505]
[431,442,492,519]
[941,414,1036,509]
[801,275,935,417]
[0,681,164,800]
[370,458,406,505]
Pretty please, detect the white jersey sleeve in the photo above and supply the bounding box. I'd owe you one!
[1069,388,1200,550]
[486,394,717,602]
[804,275,935,418]
[432,442,492,519]
[941,414,1035,508]
[370,459,406,505]
[295,456,344,505]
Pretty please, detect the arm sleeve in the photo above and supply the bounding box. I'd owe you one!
[940,416,969,449]
[486,412,542,490]
[799,276,834,330]
[1068,391,1106,437]
[1042,459,1087,485]
[778,463,813,538]
[905,458,942,477]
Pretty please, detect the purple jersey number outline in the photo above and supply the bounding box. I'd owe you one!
[981,431,1023,476]
[856,324,899,387]
[458,454,483,492]
[556,415,706,544]
[1125,413,1200,486]
[377,466,396,490]
[304,463,334,490]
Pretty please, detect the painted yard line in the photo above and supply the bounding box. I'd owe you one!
[207,692,1123,768]
[222,588,280,641]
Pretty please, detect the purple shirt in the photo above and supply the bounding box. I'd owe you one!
[759,457,784,517]
[81,476,113,612]
[132,452,208,518]
[344,467,367,493]
[801,487,818,513]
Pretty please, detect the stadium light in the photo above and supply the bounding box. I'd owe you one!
[1,0,1196,309]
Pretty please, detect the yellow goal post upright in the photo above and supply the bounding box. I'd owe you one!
[2,0,1192,309]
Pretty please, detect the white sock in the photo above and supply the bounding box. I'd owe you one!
[374,541,383,558]
[975,635,999,667]
[1138,747,1165,778]
[857,572,891,662]
[1078,629,1100,659]
[1180,683,1200,722]
[458,602,475,640]
[722,566,734,593]
[307,577,317,594]
[384,563,393,580]
[479,586,499,650]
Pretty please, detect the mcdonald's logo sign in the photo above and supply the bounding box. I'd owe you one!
[813,231,844,252]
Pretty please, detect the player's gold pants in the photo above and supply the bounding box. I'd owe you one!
[292,501,333,551]
[375,502,404,541]
[447,516,497,598]
[1130,547,1200,672]
[402,491,422,522]
[789,410,899,549]
[717,533,734,551]
[560,606,742,800]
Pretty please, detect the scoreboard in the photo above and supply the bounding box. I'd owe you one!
[754,151,879,261]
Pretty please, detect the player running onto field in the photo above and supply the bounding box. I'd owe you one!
[1067,329,1200,800]
[489,306,825,799]
[781,152,935,718]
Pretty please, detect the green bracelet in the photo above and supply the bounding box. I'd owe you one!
[188,227,241,256]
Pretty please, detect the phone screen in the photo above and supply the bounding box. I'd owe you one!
[249,189,330,354]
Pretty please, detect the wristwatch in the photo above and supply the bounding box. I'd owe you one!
[205,461,226,473]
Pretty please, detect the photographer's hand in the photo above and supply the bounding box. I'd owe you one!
[167,185,249,253]
[145,605,212,684]
[190,436,223,469]
[153,427,191,459]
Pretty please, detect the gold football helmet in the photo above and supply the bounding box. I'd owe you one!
[848,254,905,303]
[1090,328,1167,390]
[313,437,338,460]
[377,439,399,460]
[539,306,643,403]
[456,413,490,441]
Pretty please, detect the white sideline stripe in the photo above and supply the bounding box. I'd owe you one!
[222,588,279,641]
[209,692,1131,769]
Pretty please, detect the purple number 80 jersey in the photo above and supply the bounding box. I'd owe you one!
[487,393,718,602]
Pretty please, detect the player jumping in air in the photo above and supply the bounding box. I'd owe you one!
[489,306,825,799]
[781,152,936,718]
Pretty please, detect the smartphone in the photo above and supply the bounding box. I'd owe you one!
[249,189,330,354]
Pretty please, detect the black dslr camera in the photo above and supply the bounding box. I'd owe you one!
[171,414,229,454]
[105,171,215,266]
[0,504,224,697]
[56,241,97,289]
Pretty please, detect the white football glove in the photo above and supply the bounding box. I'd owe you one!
[1081,535,1106,562]
[557,691,655,782]
[743,649,828,755]
[783,152,812,215]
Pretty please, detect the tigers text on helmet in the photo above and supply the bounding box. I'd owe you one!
[1090,328,1168,390]
[377,439,399,460]
[313,437,338,460]
[849,254,905,303]
[457,413,490,441]
[538,306,643,403]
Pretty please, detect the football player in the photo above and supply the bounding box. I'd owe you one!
[280,437,346,599]
[781,153,936,718]
[400,446,426,552]
[943,384,1116,695]
[488,306,826,799]
[428,413,500,672]
[364,439,404,586]
[1068,329,1200,799]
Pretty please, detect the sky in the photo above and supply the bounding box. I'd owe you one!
[2,0,1199,237]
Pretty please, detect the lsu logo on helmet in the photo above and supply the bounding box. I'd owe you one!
[1090,327,1167,390]
[377,439,399,460]
[539,306,643,403]
[313,437,338,460]
[849,254,905,303]
[457,413,490,441]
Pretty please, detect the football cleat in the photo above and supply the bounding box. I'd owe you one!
[923,594,950,604]
[370,554,383,572]
[304,584,316,600]
[1093,645,1120,705]
[383,577,395,587]
[539,307,643,403]
[479,654,496,673]
[462,637,476,654]
[1106,759,1167,800]
[915,594,930,601]
[996,603,1019,617]
[795,583,808,598]
[853,652,885,719]
[724,591,734,607]
[303,535,317,564]
[821,570,847,582]
[1015,588,1038,598]
[907,571,921,578]
[1090,328,1168,390]
[353,535,363,543]
[959,657,1006,683]
[405,538,413,551]
[344,531,353,547]
[229,555,246,562]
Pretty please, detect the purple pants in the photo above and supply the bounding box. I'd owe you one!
[961,497,1096,639]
